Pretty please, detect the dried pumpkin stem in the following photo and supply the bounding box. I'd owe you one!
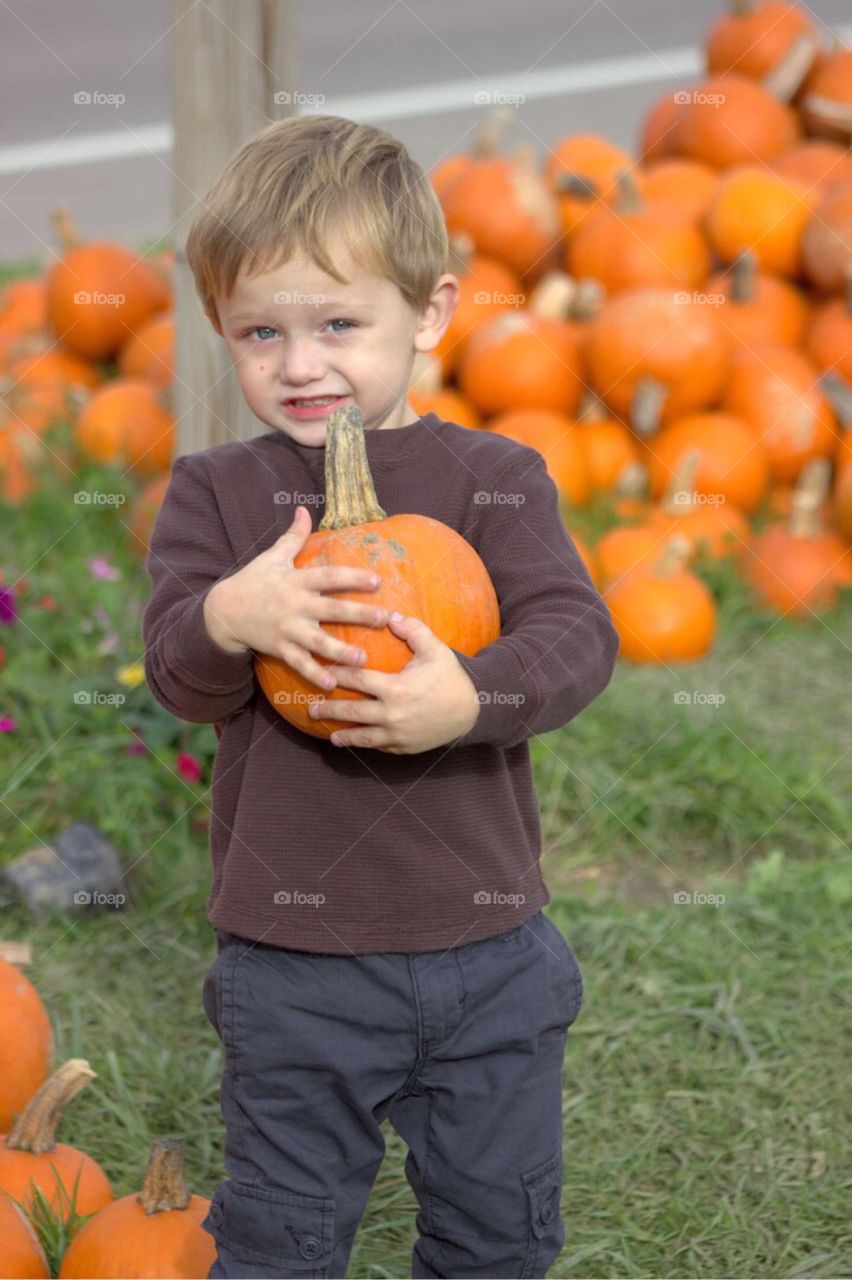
[729,251,758,304]
[576,389,608,423]
[764,34,819,103]
[51,206,81,253]
[819,373,852,429]
[528,272,578,319]
[137,1138,191,1215]
[789,458,830,537]
[632,377,668,437]
[614,168,644,216]
[319,403,387,531]
[554,172,599,200]
[663,449,701,516]
[845,262,852,318]
[730,0,755,15]
[655,534,692,576]
[6,1059,95,1154]
[471,107,514,157]
[615,461,650,501]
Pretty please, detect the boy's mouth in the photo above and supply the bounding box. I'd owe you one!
[282,394,350,419]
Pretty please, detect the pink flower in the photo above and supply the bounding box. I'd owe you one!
[97,631,120,656]
[0,587,17,625]
[0,716,17,732]
[126,741,148,756]
[176,751,202,784]
[87,557,121,582]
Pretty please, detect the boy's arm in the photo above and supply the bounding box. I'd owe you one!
[449,448,620,751]
[141,456,257,724]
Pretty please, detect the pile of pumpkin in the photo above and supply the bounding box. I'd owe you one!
[2,0,852,665]
[0,952,216,1277]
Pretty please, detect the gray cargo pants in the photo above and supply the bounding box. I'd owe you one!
[200,909,584,1278]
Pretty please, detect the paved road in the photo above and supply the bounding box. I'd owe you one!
[0,0,849,263]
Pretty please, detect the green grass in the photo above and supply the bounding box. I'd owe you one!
[1,423,850,1276]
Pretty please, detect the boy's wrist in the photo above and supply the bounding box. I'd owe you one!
[203,579,247,654]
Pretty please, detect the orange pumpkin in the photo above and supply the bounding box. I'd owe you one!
[45,209,171,360]
[117,311,175,387]
[722,344,837,482]
[567,531,599,586]
[0,279,47,343]
[0,422,54,504]
[459,312,584,417]
[806,266,852,382]
[604,535,718,663]
[596,520,673,587]
[798,49,852,143]
[0,960,52,1133]
[674,74,800,170]
[0,1059,113,1225]
[568,170,712,294]
[432,234,521,377]
[652,451,752,560]
[638,94,686,164]
[705,252,809,350]
[586,288,730,434]
[545,134,636,240]
[704,165,817,276]
[744,459,852,614]
[58,1138,216,1280]
[126,471,172,558]
[75,379,175,478]
[640,159,720,224]
[771,139,852,193]
[254,404,500,738]
[647,411,769,512]
[802,178,852,294]
[575,396,640,493]
[0,1187,49,1278]
[832,440,852,541]
[705,2,818,99]
[440,144,561,284]
[486,408,590,505]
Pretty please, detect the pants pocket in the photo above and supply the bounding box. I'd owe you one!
[520,1151,565,1278]
[543,916,584,1027]
[202,1178,336,1277]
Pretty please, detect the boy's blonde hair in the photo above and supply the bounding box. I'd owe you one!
[185,115,448,327]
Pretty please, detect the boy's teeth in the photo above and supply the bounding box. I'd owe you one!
[292,396,340,406]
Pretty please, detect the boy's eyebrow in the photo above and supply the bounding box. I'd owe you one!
[228,300,377,321]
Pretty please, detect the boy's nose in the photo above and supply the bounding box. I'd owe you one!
[279,337,326,384]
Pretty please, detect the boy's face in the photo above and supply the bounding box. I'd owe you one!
[212,236,458,448]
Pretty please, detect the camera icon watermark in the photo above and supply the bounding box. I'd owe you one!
[673,291,725,307]
[472,290,526,307]
[272,290,326,306]
[673,691,726,707]
[273,491,325,505]
[73,690,126,706]
[670,490,726,507]
[477,691,526,706]
[273,90,326,107]
[73,290,125,307]
[473,89,525,108]
[673,90,725,107]
[73,890,126,907]
[473,490,526,506]
[73,490,126,506]
[672,890,725,908]
[473,889,526,906]
[273,691,324,706]
[272,888,326,906]
[74,90,125,108]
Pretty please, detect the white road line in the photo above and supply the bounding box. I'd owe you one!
[0,26,849,177]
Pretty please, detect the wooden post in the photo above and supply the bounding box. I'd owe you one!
[172,0,297,454]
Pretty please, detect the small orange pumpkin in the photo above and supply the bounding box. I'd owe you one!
[705,1,819,99]
[0,1187,49,1278]
[806,265,852,381]
[647,411,769,513]
[117,311,175,387]
[798,49,852,143]
[126,470,172,558]
[432,233,521,377]
[604,535,718,663]
[486,408,590,505]
[0,960,52,1134]
[771,139,852,193]
[704,165,817,276]
[0,1059,113,1225]
[75,379,175,478]
[640,158,720,224]
[545,134,636,240]
[254,404,500,738]
[801,178,852,294]
[459,311,584,418]
[705,251,810,350]
[58,1138,216,1280]
[674,74,800,170]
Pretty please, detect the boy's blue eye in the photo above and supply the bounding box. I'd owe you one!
[251,326,277,340]
[327,319,355,334]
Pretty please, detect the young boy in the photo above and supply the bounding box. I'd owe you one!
[142,114,619,1279]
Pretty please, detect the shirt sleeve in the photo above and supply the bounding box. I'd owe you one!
[448,447,620,750]
[141,455,257,724]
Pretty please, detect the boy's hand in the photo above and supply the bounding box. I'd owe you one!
[307,614,482,752]
[203,506,390,691]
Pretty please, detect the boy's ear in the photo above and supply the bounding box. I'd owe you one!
[414,273,460,354]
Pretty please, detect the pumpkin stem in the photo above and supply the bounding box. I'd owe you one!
[654,534,692,577]
[730,0,755,15]
[576,389,608,423]
[789,457,830,537]
[845,262,852,319]
[801,94,852,140]
[663,448,701,516]
[471,107,514,157]
[528,272,578,319]
[51,206,82,253]
[137,1138,192,1215]
[632,377,667,437]
[615,460,650,502]
[447,232,475,275]
[6,1059,95,1154]
[820,372,852,429]
[554,172,599,200]
[763,33,819,103]
[729,250,758,304]
[613,168,644,216]
[318,403,387,531]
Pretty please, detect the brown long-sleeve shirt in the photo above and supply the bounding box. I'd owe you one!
[141,412,619,953]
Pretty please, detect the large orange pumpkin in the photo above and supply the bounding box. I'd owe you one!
[0,960,52,1133]
[126,471,172,558]
[705,1,818,99]
[744,459,852,614]
[75,379,175,478]
[486,408,590,505]
[0,1188,49,1278]
[458,311,584,417]
[432,234,521,378]
[722,344,837,482]
[674,74,800,169]
[705,252,809,350]
[647,411,770,513]
[704,165,817,276]
[586,288,729,433]
[771,139,852,193]
[45,209,171,360]
[567,170,711,295]
[0,1059,113,1225]
[801,178,852,294]
[117,311,175,387]
[58,1137,216,1279]
[640,159,719,224]
[254,404,500,738]
[604,535,718,663]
